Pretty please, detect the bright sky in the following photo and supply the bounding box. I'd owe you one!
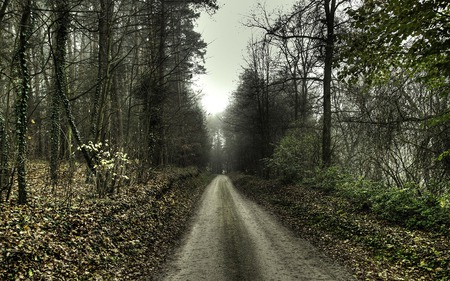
[195,0,296,114]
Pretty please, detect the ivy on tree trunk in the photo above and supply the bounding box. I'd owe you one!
[16,0,32,205]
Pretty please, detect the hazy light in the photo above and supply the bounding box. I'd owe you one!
[194,74,229,114]
[202,94,228,114]
[195,0,297,115]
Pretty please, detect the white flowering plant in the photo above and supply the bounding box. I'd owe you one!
[78,141,130,196]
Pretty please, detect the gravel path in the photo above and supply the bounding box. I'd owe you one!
[161,175,356,281]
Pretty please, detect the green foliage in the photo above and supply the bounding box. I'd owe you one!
[303,166,450,232]
[336,177,450,232]
[344,0,450,86]
[337,178,385,211]
[371,188,424,225]
[304,166,350,193]
[438,149,450,162]
[371,187,450,231]
[267,124,320,183]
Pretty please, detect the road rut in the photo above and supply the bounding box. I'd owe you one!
[161,175,355,281]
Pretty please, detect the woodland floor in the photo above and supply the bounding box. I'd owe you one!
[230,174,450,281]
[0,162,211,280]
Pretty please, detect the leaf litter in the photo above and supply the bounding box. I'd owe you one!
[0,163,210,280]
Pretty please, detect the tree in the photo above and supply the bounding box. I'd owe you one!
[49,0,70,187]
[0,114,9,202]
[134,0,215,173]
[223,37,288,175]
[343,0,450,177]
[224,68,268,174]
[0,0,216,201]
[0,0,16,203]
[207,113,225,173]
[90,0,114,144]
[320,0,339,167]
[252,0,349,167]
[344,0,450,83]
[15,0,32,204]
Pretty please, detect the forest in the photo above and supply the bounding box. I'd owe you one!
[0,0,217,279]
[212,0,450,230]
[1,0,449,280]
[0,0,217,204]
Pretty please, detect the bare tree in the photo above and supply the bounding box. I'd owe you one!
[250,0,349,167]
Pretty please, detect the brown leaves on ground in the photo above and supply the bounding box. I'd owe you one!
[230,174,450,281]
[0,163,209,280]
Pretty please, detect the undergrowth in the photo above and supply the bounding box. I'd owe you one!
[307,167,450,233]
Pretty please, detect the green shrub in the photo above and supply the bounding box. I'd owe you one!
[304,166,350,193]
[367,185,450,231]
[371,187,422,224]
[337,178,384,211]
[335,176,450,232]
[267,125,320,183]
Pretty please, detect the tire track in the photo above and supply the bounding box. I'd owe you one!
[161,175,355,281]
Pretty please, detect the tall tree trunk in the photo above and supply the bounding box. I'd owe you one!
[321,0,336,168]
[293,66,300,121]
[300,59,309,121]
[50,4,95,176]
[150,0,167,166]
[16,0,32,204]
[91,0,114,143]
[1,49,14,202]
[50,0,70,187]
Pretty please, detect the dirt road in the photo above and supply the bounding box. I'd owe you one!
[161,175,355,281]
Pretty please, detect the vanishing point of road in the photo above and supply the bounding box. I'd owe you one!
[162,175,356,281]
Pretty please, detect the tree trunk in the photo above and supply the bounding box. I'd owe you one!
[0,115,7,202]
[91,0,114,143]
[61,90,96,175]
[321,0,336,168]
[16,0,32,204]
[50,0,70,187]
[0,0,10,26]
[110,72,123,146]
[0,46,13,202]
[150,0,167,166]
